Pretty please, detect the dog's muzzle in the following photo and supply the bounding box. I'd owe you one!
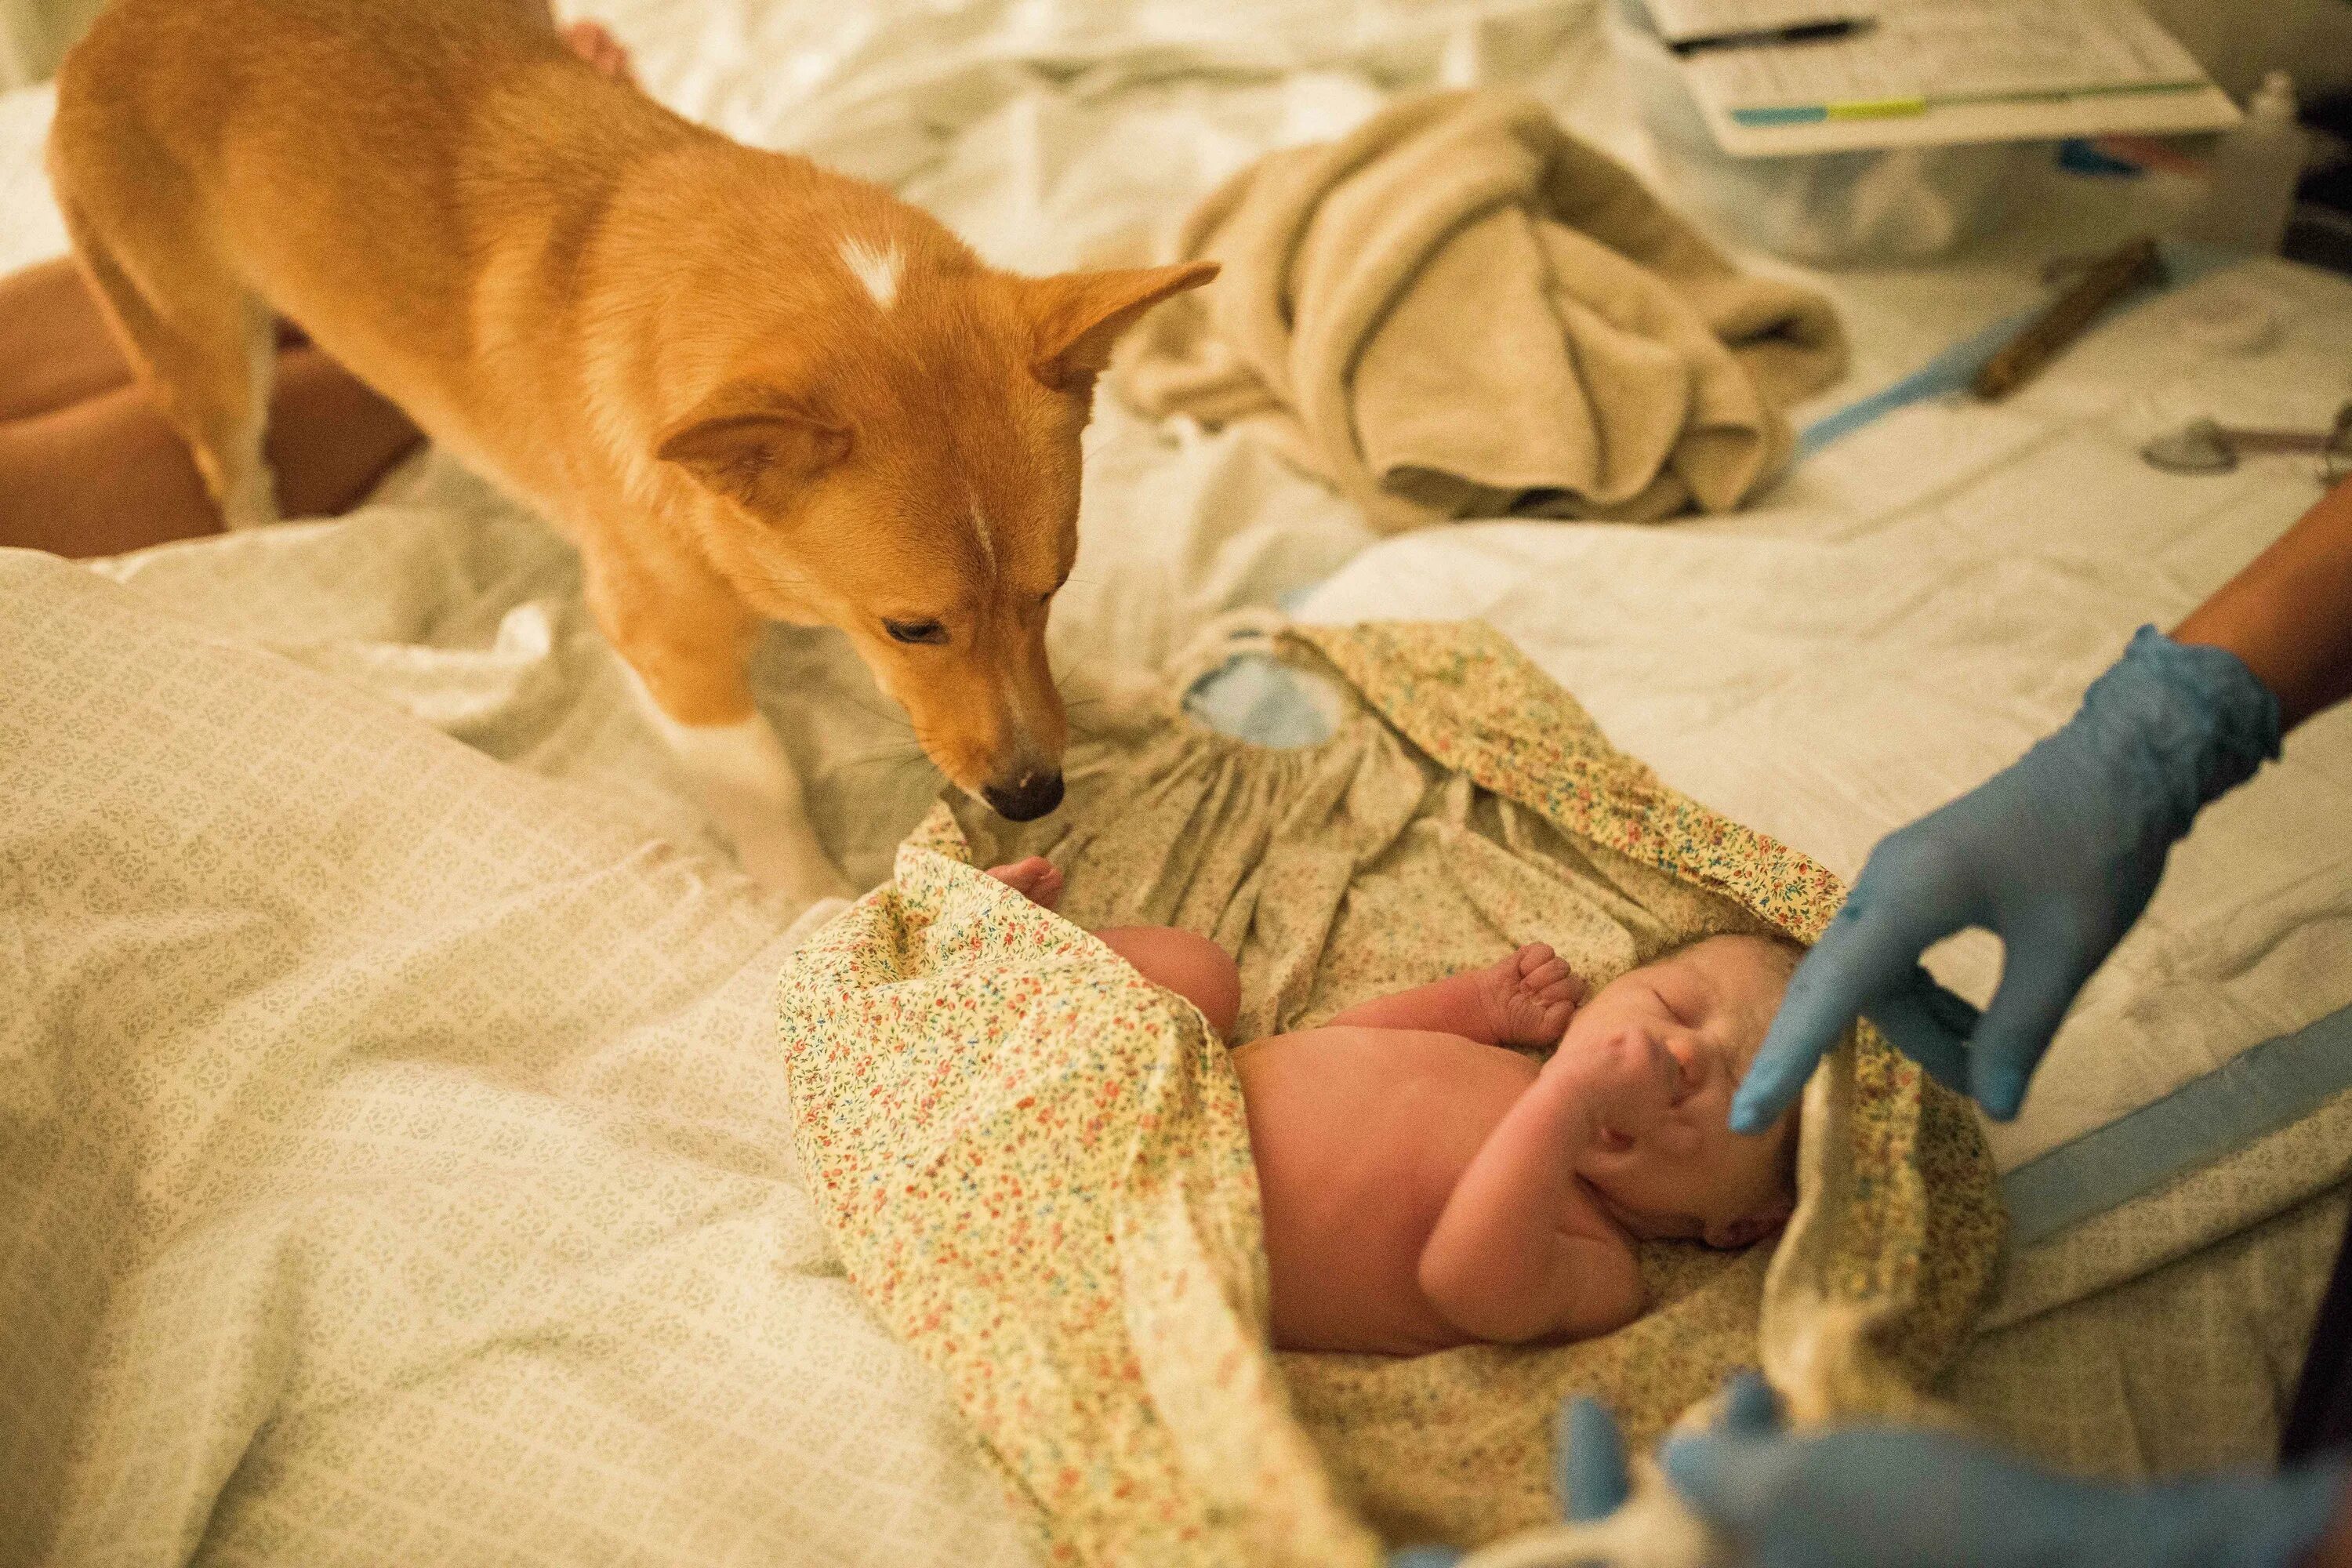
[982,771,1065,821]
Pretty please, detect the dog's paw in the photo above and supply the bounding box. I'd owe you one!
[217,465,282,531]
[731,818,856,906]
[714,801,855,905]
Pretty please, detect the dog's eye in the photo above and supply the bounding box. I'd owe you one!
[884,619,948,646]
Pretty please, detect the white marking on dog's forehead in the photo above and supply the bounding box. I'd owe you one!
[969,503,996,572]
[837,236,902,309]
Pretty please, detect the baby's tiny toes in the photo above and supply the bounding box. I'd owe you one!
[985,856,1054,899]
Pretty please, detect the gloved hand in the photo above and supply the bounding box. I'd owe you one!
[1661,1373,2348,1568]
[1733,626,2281,1131]
[1385,1397,1632,1566]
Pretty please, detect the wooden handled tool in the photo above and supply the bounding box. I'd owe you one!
[1972,234,2165,402]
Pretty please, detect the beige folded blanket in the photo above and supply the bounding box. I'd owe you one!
[1113,91,1849,530]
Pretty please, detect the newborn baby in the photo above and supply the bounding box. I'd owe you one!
[988,857,1802,1356]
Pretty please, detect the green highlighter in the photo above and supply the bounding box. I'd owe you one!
[1731,96,1929,126]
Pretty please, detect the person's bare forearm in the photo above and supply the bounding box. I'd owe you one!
[2175,475,2352,730]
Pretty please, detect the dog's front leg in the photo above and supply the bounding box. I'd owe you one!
[587,552,857,906]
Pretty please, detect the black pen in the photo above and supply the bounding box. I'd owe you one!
[1668,17,1871,55]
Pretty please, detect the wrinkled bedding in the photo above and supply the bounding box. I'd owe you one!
[0,554,1033,1566]
[1112,89,1846,526]
[4,0,2351,1555]
[1289,256,2352,1465]
[779,621,1999,1563]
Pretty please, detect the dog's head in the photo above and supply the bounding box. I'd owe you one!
[653,243,1214,821]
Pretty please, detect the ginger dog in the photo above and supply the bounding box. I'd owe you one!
[47,0,1214,903]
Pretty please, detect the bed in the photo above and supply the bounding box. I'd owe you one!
[5,0,2350,1559]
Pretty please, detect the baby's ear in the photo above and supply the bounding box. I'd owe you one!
[1704,1202,1793,1250]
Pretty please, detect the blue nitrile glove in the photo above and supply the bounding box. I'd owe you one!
[1387,1547,1463,1566]
[1385,1396,1637,1566]
[1733,626,2281,1131]
[1663,1372,2348,1568]
[1558,1396,1632,1523]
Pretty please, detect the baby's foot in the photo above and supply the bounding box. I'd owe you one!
[987,856,1064,910]
[1479,942,1584,1048]
[562,19,637,85]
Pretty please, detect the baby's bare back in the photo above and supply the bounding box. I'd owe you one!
[1234,1023,1537,1355]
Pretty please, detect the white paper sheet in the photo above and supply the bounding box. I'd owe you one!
[1642,0,1873,48]
[1686,0,2207,111]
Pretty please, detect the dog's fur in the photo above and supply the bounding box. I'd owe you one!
[48,0,1214,901]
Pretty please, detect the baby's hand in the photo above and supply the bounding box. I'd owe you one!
[1479,943,1584,1048]
[1537,1034,1665,1147]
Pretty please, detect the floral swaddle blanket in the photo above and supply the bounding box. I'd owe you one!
[779,621,2003,1566]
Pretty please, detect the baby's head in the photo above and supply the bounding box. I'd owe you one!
[1554,933,1802,1250]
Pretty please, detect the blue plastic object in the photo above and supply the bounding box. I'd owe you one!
[1734,626,2281,1131]
[1662,1374,2349,1568]
[1795,241,2241,461]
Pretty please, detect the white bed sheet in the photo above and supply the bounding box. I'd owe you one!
[1294,254,2352,1181]
[0,8,1587,1562]
[0,551,1036,1568]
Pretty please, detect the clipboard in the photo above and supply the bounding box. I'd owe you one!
[1674,0,2242,158]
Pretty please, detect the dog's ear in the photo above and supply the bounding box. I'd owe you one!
[654,383,851,511]
[1029,261,1219,394]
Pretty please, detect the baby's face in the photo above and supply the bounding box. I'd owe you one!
[1551,935,1798,1249]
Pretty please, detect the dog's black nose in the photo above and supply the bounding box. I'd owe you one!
[982,771,1064,822]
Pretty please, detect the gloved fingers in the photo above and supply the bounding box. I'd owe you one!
[1655,1374,1788,1528]
[1718,1371,1783,1436]
[1862,967,1979,1094]
[1968,913,2097,1120]
[1733,888,1958,1132]
[1559,1397,1632,1523]
[1658,1424,1799,1530]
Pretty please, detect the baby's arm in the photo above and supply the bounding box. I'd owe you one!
[1323,944,1581,1049]
[1416,1058,1646,1344]
[1324,969,1501,1036]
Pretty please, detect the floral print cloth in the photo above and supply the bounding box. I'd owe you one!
[778,620,2003,1565]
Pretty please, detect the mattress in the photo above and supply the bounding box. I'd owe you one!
[5,0,2350,1554]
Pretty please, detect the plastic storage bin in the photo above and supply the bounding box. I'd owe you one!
[1606,0,2038,264]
